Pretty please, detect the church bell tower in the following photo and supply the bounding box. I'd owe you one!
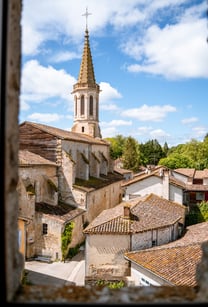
[71,8,102,138]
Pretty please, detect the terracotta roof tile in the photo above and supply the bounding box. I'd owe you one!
[124,243,203,287]
[122,166,164,187]
[83,193,185,234]
[19,150,57,166]
[20,121,108,145]
[122,167,208,191]
[35,202,85,223]
[124,222,208,287]
[174,168,196,177]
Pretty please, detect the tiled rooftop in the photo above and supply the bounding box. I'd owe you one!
[20,121,108,145]
[121,166,208,191]
[19,150,57,166]
[125,243,203,287]
[124,221,208,287]
[35,202,85,223]
[83,193,185,234]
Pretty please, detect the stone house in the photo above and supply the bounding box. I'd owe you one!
[18,149,85,261]
[124,221,208,287]
[83,193,186,284]
[122,165,208,208]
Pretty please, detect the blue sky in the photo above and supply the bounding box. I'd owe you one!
[20,0,208,147]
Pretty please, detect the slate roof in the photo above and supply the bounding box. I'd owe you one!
[19,150,57,166]
[20,121,108,146]
[35,202,85,223]
[83,193,186,234]
[124,221,208,287]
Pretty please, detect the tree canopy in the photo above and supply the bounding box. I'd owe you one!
[105,135,208,171]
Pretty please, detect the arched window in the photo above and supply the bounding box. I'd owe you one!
[75,96,77,116]
[81,95,85,115]
[89,96,93,116]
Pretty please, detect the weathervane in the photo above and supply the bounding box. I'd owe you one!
[82,7,92,30]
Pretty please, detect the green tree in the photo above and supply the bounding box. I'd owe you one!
[167,138,208,170]
[163,141,169,156]
[105,135,126,160]
[122,136,140,171]
[61,221,74,261]
[158,153,194,169]
[140,139,165,166]
[198,201,208,221]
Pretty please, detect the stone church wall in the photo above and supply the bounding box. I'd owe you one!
[18,165,58,206]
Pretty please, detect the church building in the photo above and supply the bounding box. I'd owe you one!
[18,21,124,261]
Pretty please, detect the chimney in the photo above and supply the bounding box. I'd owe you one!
[123,204,131,219]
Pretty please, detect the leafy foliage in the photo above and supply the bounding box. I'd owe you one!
[96,279,125,289]
[140,139,165,166]
[158,153,194,169]
[105,135,126,159]
[106,134,208,171]
[198,201,208,221]
[122,136,140,171]
[61,221,74,261]
[186,201,208,226]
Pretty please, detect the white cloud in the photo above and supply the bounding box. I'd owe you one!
[181,117,198,124]
[101,119,132,127]
[49,51,81,63]
[101,126,118,138]
[20,99,30,111]
[192,126,207,138]
[100,104,119,111]
[125,19,208,79]
[100,119,132,138]
[99,82,122,103]
[21,24,46,55]
[20,60,75,109]
[149,129,170,138]
[121,104,176,121]
[28,113,64,123]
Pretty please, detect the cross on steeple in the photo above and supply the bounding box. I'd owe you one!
[82,7,92,30]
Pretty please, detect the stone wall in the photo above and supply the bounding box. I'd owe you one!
[85,234,130,277]
[72,180,122,224]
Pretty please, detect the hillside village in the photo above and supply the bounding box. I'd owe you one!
[17,25,208,288]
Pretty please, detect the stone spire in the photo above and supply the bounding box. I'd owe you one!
[77,29,97,88]
[71,9,101,138]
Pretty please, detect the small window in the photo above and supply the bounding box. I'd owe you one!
[196,192,204,201]
[42,223,48,235]
[141,277,150,286]
[82,126,84,132]
[152,240,157,247]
